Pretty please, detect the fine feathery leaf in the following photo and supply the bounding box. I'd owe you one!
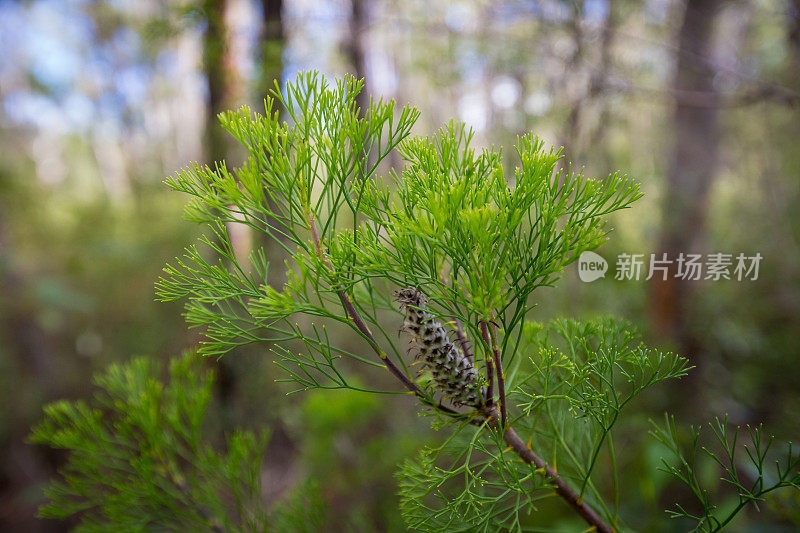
[650,414,800,532]
[144,70,799,531]
[29,352,327,532]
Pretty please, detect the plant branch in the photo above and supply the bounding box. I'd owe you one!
[439,274,474,364]
[478,318,608,530]
[450,307,474,364]
[503,425,614,533]
[311,215,611,530]
[307,212,467,419]
[309,212,415,390]
[478,320,494,405]
[489,320,507,428]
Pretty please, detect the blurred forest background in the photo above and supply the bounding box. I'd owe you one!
[0,0,798,530]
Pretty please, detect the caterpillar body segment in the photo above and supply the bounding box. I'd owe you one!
[395,288,483,408]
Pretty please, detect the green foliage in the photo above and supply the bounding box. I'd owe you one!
[511,318,690,493]
[144,70,800,530]
[298,388,413,531]
[397,420,552,532]
[29,352,325,532]
[397,318,689,531]
[269,481,326,533]
[156,72,420,369]
[346,126,641,319]
[156,71,639,403]
[651,414,800,531]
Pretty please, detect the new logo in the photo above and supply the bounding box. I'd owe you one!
[578,251,608,282]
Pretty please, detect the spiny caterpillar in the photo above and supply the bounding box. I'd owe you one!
[395,287,483,407]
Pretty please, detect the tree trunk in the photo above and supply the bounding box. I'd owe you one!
[0,199,63,532]
[588,0,618,170]
[201,0,248,406]
[259,0,284,96]
[254,0,287,288]
[560,1,586,164]
[649,0,721,356]
[346,0,370,115]
[202,0,244,164]
[789,0,800,80]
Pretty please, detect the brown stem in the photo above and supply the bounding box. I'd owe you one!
[439,276,492,408]
[438,274,474,365]
[309,213,416,389]
[503,426,614,533]
[450,309,474,364]
[479,320,495,404]
[485,356,495,404]
[307,213,463,418]
[308,217,610,531]
[489,320,507,428]
[480,323,612,530]
[332,271,465,417]
[335,289,418,392]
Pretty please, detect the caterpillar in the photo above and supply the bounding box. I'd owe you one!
[395,287,483,408]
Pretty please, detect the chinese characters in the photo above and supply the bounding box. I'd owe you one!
[612,252,762,281]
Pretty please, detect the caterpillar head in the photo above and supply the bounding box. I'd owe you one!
[394,287,427,310]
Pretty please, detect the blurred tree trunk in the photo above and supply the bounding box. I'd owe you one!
[345,0,370,116]
[0,205,62,532]
[259,0,284,96]
[650,0,721,355]
[201,0,248,406]
[255,0,287,288]
[257,1,300,508]
[201,0,252,265]
[203,0,297,502]
[588,0,617,170]
[789,0,800,81]
[202,0,244,163]
[344,0,378,183]
[559,0,586,164]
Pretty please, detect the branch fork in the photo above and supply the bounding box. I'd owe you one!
[307,213,614,533]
